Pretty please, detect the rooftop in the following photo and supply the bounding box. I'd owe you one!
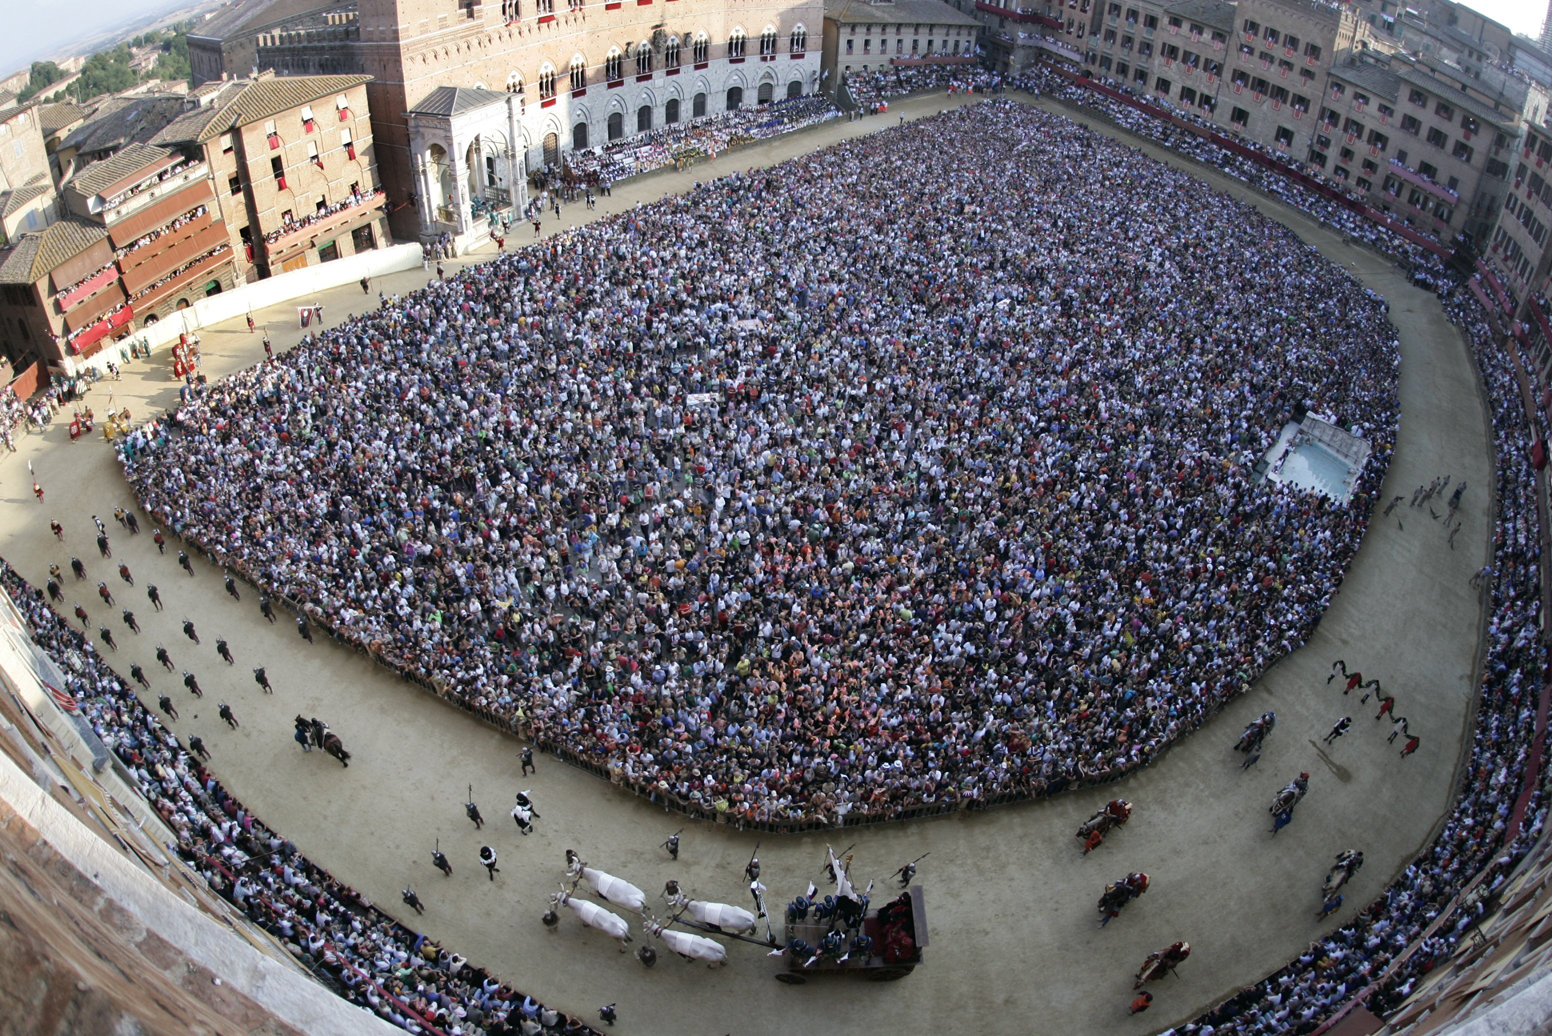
[68,142,182,202]
[1328,61,1402,102]
[60,95,187,158]
[0,217,107,285]
[1163,0,1236,33]
[36,102,90,137]
[824,0,984,29]
[405,86,512,119]
[154,74,371,143]
[189,0,352,41]
[0,183,54,220]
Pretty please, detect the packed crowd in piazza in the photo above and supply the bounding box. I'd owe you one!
[119,100,1401,831]
[1175,263,1547,1036]
[0,67,1536,1036]
[562,95,841,185]
[1001,63,1550,1036]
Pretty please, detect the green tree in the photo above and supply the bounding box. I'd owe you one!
[16,60,65,103]
[67,47,138,102]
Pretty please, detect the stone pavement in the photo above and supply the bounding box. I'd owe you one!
[0,91,1493,1036]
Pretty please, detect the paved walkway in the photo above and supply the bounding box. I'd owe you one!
[0,92,1494,1036]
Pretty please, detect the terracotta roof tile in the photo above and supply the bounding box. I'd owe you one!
[0,218,106,284]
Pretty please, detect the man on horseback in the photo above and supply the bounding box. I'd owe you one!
[1077,799,1132,854]
[1270,772,1308,835]
[1097,872,1149,927]
[1134,941,1190,988]
[1234,712,1276,754]
[1323,849,1364,896]
[1271,773,1309,814]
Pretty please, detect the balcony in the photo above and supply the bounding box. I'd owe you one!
[132,250,232,314]
[1387,158,1458,203]
[101,161,211,226]
[974,2,1061,27]
[118,210,217,277]
[63,282,128,334]
[119,221,229,296]
[263,190,386,263]
[54,266,118,313]
[107,180,215,248]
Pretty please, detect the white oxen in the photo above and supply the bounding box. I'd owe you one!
[645,920,728,966]
[582,867,647,913]
[564,854,647,913]
[552,889,633,951]
[665,890,757,935]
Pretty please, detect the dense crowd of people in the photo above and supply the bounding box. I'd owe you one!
[0,559,595,1036]
[997,55,1550,1036]
[843,65,1003,112]
[1013,65,1457,286]
[264,187,385,245]
[564,95,839,184]
[1176,278,1548,1036]
[120,100,1399,830]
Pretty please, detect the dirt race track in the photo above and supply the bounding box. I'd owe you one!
[0,92,1493,1036]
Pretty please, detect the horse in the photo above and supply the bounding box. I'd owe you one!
[1135,941,1191,988]
[1322,850,1363,897]
[322,732,351,767]
[1234,712,1276,753]
[1076,799,1132,841]
[1270,774,1308,815]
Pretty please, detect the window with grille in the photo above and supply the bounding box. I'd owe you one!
[728,29,745,57]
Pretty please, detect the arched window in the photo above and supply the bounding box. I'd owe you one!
[693,32,709,64]
[573,122,589,149]
[536,0,553,14]
[539,65,556,99]
[570,55,587,91]
[666,97,680,123]
[505,71,523,93]
[608,111,624,140]
[760,28,777,56]
[787,79,802,98]
[500,0,519,21]
[605,48,623,80]
[664,37,680,69]
[790,26,807,54]
[728,28,746,58]
[636,41,653,74]
[637,105,652,132]
[757,81,773,103]
[726,85,742,109]
[692,91,707,117]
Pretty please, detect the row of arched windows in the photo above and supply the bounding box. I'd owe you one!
[510,28,807,98]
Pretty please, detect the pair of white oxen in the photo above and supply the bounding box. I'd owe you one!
[552,858,756,965]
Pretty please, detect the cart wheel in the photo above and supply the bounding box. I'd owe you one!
[775,972,807,985]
